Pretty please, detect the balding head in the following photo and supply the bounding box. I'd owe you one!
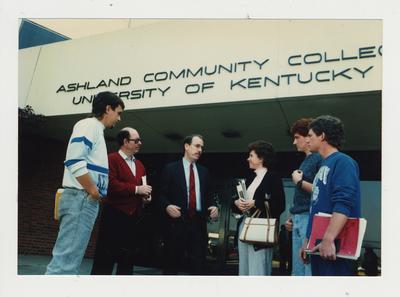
[116,127,139,146]
[117,127,142,157]
[121,127,138,137]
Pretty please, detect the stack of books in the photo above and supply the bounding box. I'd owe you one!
[305,212,367,260]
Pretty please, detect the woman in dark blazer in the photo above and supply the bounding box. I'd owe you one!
[233,140,285,275]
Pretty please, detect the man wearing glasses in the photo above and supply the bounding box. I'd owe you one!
[91,127,152,274]
[159,134,218,275]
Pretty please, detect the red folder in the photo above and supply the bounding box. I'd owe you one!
[306,213,367,260]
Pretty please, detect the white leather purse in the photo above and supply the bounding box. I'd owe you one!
[239,202,278,246]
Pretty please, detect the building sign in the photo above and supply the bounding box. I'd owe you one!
[55,45,382,106]
[20,20,382,116]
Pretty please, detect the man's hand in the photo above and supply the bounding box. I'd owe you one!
[208,206,218,219]
[142,195,152,204]
[300,238,310,264]
[312,238,337,261]
[292,170,303,184]
[137,185,152,196]
[88,189,101,201]
[76,173,100,201]
[285,217,293,232]
[166,204,182,218]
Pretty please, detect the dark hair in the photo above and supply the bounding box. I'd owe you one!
[92,91,125,119]
[116,129,130,147]
[183,134,204,150]
[248,140,276,168]
[309,115,345,149]
[291,118,314,137]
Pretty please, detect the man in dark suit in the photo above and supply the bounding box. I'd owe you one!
[91,127,152,275]
[159,134,218,275]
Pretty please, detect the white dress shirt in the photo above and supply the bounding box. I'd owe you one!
[182,158,201,211]
[119,150,136,176]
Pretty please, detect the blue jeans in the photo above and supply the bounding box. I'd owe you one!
[291,213,312,276]
[238,218,273,275]
[45,188,99,275]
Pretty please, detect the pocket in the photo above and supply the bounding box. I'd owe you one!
[83,193,100,220]
[58,189,81,217]
[86,193,99,204]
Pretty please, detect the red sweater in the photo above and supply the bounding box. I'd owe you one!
[102,151,146,216]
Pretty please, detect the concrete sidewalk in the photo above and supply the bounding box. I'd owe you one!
[18,254,162,275]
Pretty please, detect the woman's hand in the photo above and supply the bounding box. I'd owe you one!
[243,199,255,211]
[234,198,248,213]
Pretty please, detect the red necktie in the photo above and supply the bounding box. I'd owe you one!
[189,163,196,216]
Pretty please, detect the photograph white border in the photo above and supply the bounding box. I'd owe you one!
[1,0,398,296]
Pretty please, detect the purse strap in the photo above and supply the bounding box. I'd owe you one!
[250,208,260,218]
[264,201,272,220]
[264,200,278,243]
[249,200,271,218]
[242,201,273,241]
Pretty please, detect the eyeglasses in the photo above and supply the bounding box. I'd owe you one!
[128,138,142,144]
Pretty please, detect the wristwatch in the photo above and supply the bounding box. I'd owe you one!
[296,179,303,190]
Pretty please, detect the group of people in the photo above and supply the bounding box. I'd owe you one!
[45,91,361,277]
[231,119,321,276]
[45,91,217,275]
[234,116,361,277]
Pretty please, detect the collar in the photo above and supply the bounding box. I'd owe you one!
[119,150,135,161]
[325,150,340,160]
[182,157,196,168]
[254,167,267,176]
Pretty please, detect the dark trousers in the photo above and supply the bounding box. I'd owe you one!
[91,204,139,275]
[279,229,292,275]
[311,255,356,276]
[163,213,207,275]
